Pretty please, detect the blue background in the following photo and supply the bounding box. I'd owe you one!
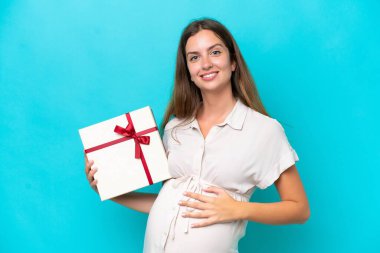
[1,0,379,252]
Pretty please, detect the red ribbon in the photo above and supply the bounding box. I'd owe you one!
[84,113,157,185]
[114,114,151,159]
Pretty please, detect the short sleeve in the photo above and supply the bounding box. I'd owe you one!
[162,130,169,157]
[162,117,177,157]
[255,119,299,189]
[162,117,182,157]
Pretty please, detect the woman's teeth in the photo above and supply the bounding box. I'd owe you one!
[201,72,217,80]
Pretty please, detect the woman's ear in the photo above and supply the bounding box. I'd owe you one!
[232,61,237,72]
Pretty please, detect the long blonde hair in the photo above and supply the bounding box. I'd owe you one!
[161,18,269,131]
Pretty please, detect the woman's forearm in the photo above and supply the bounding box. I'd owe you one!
[237,200,310,225]
[111,192,158,214]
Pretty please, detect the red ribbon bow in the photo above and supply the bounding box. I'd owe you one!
[114,122,150,159]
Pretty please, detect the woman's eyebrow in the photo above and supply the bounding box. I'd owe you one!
[186,43,223,56]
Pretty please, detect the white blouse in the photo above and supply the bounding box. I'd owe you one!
[143,99,299,253]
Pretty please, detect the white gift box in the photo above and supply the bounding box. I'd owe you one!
[79,106,171,201]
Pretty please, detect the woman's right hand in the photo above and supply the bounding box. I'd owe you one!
[84,153,98,194]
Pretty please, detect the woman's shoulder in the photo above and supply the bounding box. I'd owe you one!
[163,116,193,132]
[243,108,290,147]
[245,106,283,132]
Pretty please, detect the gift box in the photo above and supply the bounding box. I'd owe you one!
[78,106,171,201]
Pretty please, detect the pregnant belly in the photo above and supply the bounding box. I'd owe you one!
[144,177,248,253]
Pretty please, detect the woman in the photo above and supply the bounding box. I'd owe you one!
[85,18,310,253]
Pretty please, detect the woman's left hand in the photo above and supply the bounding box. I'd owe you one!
[178,186,242,228]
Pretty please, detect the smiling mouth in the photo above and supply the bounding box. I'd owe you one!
[200,72,218,81]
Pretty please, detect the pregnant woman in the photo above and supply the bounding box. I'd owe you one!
[85,18,310,253]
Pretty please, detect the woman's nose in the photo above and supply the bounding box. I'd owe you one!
[201,56,213,70]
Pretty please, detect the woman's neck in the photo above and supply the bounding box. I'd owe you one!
[197,88,237,123]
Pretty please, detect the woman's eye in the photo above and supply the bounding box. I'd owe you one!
[189,55,198,61]
[211,50,221,55]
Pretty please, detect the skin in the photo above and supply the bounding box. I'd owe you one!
[186,30,236,96]
[84,29,310,228]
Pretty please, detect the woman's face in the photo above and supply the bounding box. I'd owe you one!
[185,29,236,94]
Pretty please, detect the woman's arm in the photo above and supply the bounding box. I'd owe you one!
[110,192,158,214]
[238,165,310,224]
[179,165,310,227]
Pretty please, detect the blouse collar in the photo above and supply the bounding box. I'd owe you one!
[189,98,248,131]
